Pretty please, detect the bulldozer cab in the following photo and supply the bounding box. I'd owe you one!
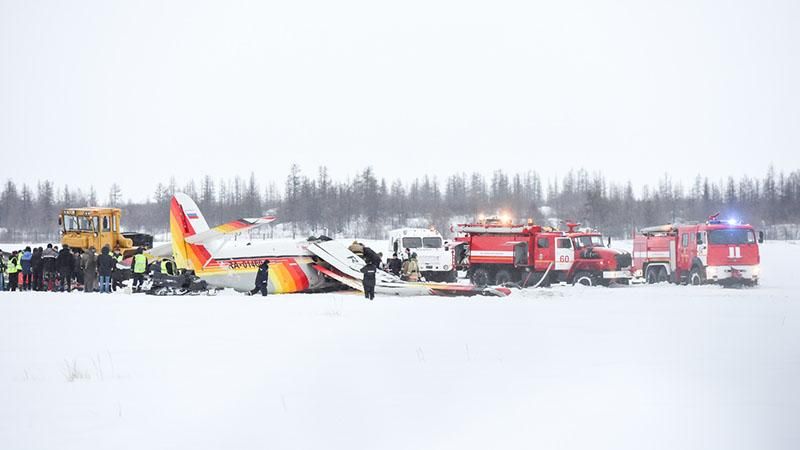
[59,208,135,254]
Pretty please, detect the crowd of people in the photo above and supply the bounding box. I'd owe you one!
[2,240,421,297]
[0,244,170,293]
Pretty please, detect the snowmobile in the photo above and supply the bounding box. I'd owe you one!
[146,269,218,296]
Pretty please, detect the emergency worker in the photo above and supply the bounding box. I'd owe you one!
[161,258,175,276]
[360,261,377,300]
[132,248,148,292]
[404,252,421,282]
[7,251,20,291]
[250,259,270,296]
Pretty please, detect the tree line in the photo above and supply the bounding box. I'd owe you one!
[1,164,799,242]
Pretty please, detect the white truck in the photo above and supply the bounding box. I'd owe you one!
[388,228,457,282]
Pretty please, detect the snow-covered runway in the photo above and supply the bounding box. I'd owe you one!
[1,242,799,450]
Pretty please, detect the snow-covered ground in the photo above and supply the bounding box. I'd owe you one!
[1,242,799,450]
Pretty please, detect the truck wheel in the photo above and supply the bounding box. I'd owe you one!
[471,268,491,287]
[646,267,658,284]
[689,267,704,286]
[446,271,458,283]
[573,271,595,286]
[495,269,513,286]
[656,267,669,283]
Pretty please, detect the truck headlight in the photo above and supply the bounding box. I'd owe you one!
[443,265,449,271]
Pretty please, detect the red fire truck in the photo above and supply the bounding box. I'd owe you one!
[632,214,764,286]
[453,219,632,287]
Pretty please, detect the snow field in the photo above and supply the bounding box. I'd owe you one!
[0,242,798,450]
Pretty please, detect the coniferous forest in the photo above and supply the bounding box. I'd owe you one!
[2,164,799,242]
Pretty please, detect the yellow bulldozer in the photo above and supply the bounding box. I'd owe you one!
[59,207,153,257]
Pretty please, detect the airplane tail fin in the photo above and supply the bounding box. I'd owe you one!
[170,193,213,271]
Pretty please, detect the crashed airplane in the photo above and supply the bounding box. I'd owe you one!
[161,193,509,297]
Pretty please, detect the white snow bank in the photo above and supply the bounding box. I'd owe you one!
[0,243,798,450]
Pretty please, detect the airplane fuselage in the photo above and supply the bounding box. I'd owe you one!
[193,240,335,293]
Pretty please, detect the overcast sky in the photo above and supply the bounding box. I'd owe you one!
[1,0,799,201]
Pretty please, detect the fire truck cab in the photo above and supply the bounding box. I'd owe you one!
[632,215,763,286]
[567,226,633,286]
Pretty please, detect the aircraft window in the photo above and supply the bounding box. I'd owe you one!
[708,229,756,245]
[422,237,442,248]
[402,237,422,249]
[537,238,549,248]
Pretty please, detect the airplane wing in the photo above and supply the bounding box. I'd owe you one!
[307,240,511,297]
[148,243,173,258]
[184,216,277,245]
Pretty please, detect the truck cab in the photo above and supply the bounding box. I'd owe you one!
[59,208,153,256]
[683,222,761,285]
[568,231,632,286]
[388,228,456,282]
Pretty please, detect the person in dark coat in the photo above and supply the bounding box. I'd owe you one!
[362,246,382,267]
[360,261,377,300]
[42,244,58,291]
[56,245,74,292]
[111,250,125,291]
[31,248,44,291]
[81,247,97,293]
[96,246,115,294]
[72,249,83,286]
[250,259,270,296]
[387,253,402,276]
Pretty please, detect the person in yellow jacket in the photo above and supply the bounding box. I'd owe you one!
[7,250,21,291]
[131,249,148,292]
[160,258,175,276]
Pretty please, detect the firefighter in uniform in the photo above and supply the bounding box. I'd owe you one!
[403,253,421,282]
[132,249,148,292]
